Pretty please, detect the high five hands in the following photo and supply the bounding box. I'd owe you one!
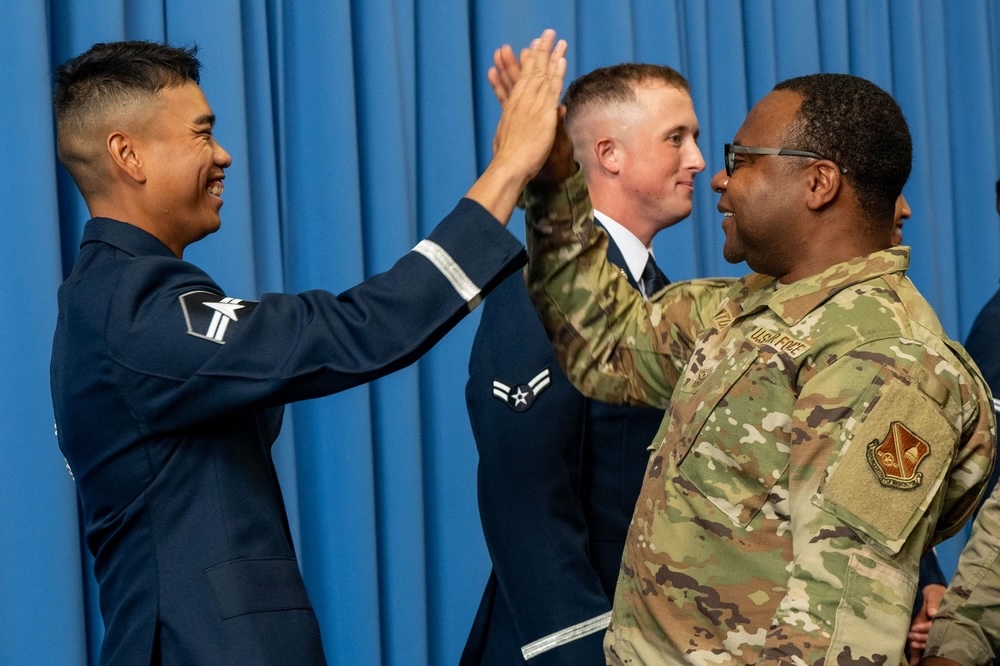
[465,29,569,221]
[488,31,576,185]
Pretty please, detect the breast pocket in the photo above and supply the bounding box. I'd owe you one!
[672,345,794,527]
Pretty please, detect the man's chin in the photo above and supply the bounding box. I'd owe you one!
[193,220,222,242]
[722,243,744,265]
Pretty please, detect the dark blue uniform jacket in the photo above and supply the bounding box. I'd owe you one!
[965,283,1000,520]
[461,231,665,665]
[50,202,524,665]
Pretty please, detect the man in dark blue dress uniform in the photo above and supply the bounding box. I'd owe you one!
[462,63,706,665]
[50,34,567,665]
[964,181,1000,431]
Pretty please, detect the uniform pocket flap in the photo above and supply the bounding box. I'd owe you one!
[204,557,312,619]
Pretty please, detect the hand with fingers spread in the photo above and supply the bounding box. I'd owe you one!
[487,34,575,186]
[465,29,567,223]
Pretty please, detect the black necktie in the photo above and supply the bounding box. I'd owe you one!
[640,255,668,299]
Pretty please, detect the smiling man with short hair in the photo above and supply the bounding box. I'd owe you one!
[512,70,995,663]
[50,34,567,664]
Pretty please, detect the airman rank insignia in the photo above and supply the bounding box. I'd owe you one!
[712,308,733,331]
[180,291,259,344]
[866,421,929,490]
[493,368,551,412]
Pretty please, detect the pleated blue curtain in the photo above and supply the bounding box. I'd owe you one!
[3,1,1000,664]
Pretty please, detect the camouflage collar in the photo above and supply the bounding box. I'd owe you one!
[736,246,910,326]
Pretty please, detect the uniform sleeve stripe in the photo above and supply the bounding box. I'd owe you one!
[413,239,481,307]
[993,397,1000,415]
[520,611,612,660]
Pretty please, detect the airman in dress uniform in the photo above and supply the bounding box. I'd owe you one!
[50,33,567,665]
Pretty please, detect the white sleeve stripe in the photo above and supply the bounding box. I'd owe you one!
[992,397,1000,415]
[520,611,612,660]
[413,239,481,306]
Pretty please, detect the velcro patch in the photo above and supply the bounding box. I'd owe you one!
[179,290,258,345]
[492,368,551,412]
[821,368,957,552]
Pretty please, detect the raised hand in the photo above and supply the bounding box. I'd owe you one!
[488,31,575,186]
[464,29,569,222]
[490,30,567,180]
[487,44,521,105]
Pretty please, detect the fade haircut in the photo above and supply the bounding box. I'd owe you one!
[774,73,911,229]
[54,41,201,199]
[562,63,689,155]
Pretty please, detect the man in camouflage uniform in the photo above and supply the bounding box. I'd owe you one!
[923,486,1000,664]
[921,181,1000,666]
[515,72,995,663]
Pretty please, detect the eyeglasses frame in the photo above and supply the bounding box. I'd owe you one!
[724,143,848,177]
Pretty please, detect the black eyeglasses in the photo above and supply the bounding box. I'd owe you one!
[724,143,848,177]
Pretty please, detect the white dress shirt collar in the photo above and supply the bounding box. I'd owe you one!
[593,209,653,284]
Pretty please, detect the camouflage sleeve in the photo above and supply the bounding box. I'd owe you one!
[521,167,732,408]
[760,337,992,663]
[924,486,1000,664]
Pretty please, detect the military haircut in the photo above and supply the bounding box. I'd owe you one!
[774,73,912,230]
[54,41,201,199]
[562,63,689,131]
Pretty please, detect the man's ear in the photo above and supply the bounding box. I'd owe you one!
[805,161,841,210]
[594,136,621,175]
[107,131,146,184]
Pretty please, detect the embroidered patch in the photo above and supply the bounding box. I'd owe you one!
[179,290,258,344]
[865,421,930,490]
[712,308,733,331]
[492,368,551,412]
[746,326,812,358]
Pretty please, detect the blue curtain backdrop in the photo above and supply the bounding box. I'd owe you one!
[2,0,999,663]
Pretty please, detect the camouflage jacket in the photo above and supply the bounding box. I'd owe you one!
[522,169,995,665]
[924,485,1000,663]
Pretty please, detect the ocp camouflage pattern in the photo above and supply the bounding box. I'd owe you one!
[522,168,996,665]
[925,483,1000,663]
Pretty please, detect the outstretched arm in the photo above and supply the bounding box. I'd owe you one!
[465,29,567,222]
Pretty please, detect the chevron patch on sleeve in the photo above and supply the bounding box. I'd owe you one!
[492,368,551,412]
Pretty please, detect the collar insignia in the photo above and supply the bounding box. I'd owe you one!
[866,421,930,490]
[493,368,551,412]
[713,308,733,331]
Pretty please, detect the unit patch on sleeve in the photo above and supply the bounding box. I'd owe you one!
[179,291,258,344]
[866,421,930,490]
[492,368,551,412]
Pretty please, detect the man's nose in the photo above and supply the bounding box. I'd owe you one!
[710,169,728,193]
